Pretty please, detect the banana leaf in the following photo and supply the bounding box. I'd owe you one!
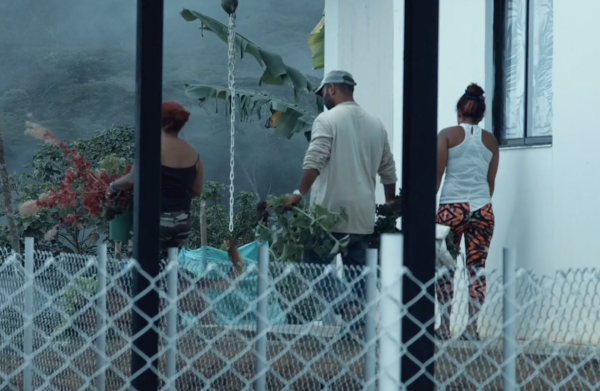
[185,84,314,141]
[308,16,325,70]
[181,9,318,103]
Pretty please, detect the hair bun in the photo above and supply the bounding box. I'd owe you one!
[162,101,191,133]
[465,83,484,97]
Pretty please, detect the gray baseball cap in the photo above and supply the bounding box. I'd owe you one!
[315,70,357,96]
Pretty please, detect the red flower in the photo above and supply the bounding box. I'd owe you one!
[24,126,131,228]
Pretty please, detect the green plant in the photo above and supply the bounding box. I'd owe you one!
[180,9,323,141]
[185,85,315,141]
[308,15,325,70]
[180,10,317,100]
[186,181,259,250]
[257,195,349,262]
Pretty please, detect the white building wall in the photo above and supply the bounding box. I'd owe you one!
[484,0,600,342]
[551,0,600,267]
[327,0,600,341]
[491,0,600,275]
[327,0,600,272]
[324,0,400,204]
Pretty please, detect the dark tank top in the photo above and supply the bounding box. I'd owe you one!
[161,158,198,213]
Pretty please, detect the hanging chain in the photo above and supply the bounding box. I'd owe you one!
[227,12,237,233]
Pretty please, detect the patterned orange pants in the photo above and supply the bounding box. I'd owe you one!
[436,203,494,307]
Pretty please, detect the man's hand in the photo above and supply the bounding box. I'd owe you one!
[285,194,302,209]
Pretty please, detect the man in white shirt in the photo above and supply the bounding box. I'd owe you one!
[285,70,397,307]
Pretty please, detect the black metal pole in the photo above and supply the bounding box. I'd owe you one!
[130,0,164,389]
[492,0,507,142]
[401,0,439,389]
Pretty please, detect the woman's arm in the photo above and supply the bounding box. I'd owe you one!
[437,130,449,193]
[192,157,204,198]
[110,165,135,191]
[227,241,244,276]
[487,148,500,197]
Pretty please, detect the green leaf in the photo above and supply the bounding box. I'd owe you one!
[259,196,349,262]
[185,84,315,139]
[257,225,271,242]
[313,205,328,219]
[308,16,325,70]
[180,9,319,100]
[320,218,334,232]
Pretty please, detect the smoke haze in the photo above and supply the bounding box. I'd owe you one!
[0,0,324,198]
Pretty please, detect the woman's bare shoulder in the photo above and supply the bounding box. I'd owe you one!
[162,138,199,166]
[439,125,462,136]
[181,140,200,164]
[481,130,499,150]
[180,138,199,153]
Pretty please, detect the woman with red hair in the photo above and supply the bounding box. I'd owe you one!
[108,101,204,257]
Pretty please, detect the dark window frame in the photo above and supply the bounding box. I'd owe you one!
[493,0,553,148]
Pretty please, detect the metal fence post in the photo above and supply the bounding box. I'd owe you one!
[364,248,378,391]
[401,0,438,387]
[130,0,164,388]
[379,234,403,390]
[503,248,517,390]
[166,248,179,391]
[255,242,269,391]
[95,243,108,391]
[23,237,34,391]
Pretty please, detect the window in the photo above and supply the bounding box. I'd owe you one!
[493,0,553,146]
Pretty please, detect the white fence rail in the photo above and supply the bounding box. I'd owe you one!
[0,236,599,389]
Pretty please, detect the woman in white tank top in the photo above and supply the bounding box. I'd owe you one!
[435,84,500,340]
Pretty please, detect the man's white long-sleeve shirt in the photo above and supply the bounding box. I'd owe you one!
[303,102,397,234]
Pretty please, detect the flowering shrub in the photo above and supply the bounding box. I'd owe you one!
[20,122,132,235]
[0,124,134,254]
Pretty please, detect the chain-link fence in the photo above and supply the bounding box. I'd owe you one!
[1,237,599,390]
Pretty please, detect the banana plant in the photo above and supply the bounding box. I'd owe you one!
[185,84,315,141]
[308,16,325,70]
[180,9,325,141]
[181,9,318,103]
